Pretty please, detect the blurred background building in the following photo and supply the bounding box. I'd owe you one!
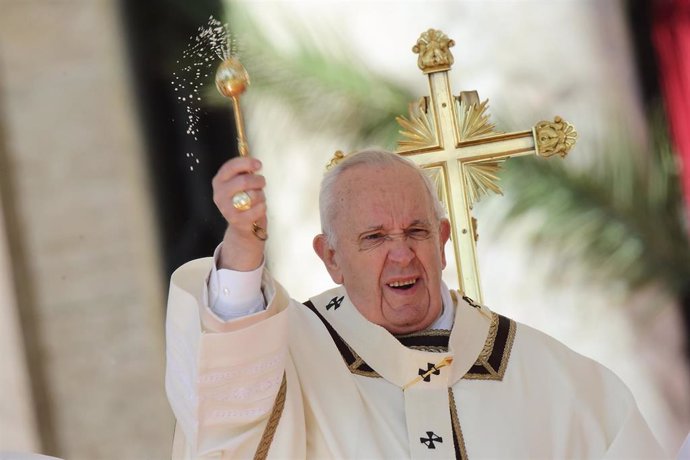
[0,0,688,458]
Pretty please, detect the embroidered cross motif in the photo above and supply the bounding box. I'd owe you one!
[463,295,481,309]
[420,431,443,449]
[325,296,344,311]
[403,357,453,390]
[418,362,441,382]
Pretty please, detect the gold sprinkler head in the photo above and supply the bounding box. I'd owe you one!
[215,57,250,98]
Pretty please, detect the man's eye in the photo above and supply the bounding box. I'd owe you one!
[358,233,387,250]
[407,228,431,239]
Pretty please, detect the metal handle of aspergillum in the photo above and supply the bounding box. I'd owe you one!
[215,57,251,157]
[215,56,268,241]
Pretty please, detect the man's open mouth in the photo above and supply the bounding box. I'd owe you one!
[387,278,417,290]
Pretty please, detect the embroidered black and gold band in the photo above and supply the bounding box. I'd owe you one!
[463,313,516,381]
[303,300,358,359]
[302,301,516,382]
[449,387,468,460]
[396,330,450,351]
[302,301,452,377]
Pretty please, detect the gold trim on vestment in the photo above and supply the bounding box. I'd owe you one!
[346,312,516,381]
[396,329,451,338]
[346,342,382,377]
[253,372,287,460]
[498,318,517,378]
[408,345,448,353]
[344,311,516,382]
[462,313,516,381]
[310,290,516,383]
[350,367,382,378]
[348,355,380,377]
[349,355,364,370]
[448,387,468,460]
[478,312,500,362]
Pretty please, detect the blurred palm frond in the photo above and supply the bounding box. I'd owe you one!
[217,3,413,147]
[498,117,689,296]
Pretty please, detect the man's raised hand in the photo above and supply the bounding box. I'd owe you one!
[212,156,267,271]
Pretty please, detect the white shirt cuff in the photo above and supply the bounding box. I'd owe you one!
[207,243,266,321]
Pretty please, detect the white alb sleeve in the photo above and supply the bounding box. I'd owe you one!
[207,243,266,321]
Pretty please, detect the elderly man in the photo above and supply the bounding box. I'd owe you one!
[166,150,665,459]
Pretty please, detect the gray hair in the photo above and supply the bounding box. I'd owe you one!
[319,149,446,246]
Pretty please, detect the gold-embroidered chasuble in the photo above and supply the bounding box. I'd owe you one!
[167,259,665,459]
[308,287,491,459]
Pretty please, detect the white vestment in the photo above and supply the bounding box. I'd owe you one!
[165,258,666,459]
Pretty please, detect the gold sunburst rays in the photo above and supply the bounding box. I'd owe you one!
[396,98,437,152]
[422,166,448,213]
[456,97,506,204]
[464,161,506,205]
[456,98,498,141]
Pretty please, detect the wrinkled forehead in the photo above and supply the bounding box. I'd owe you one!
[334,162,424,196]
[332,163,435,229]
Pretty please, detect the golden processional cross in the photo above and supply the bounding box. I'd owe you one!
[396,29,577,303]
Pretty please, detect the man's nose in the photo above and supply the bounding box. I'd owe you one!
[387,238,415,265]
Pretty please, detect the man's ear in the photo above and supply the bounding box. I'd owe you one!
[438,219,451,269]
[313,234,344,284]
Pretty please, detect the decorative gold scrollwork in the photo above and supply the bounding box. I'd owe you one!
[326,150,346,170]
[534,116,578,158]
[412,29,455,73]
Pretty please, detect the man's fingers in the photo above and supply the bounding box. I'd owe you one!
[215,188,267,220]
[213,179,266,210]
[232,173,266,192]
[212,157,269,241]
[226,201,268,227]
[214,156,262,183]
[229,190,266,211]
[212,164,265,194]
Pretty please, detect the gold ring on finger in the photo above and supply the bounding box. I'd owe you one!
[232,191,252,211]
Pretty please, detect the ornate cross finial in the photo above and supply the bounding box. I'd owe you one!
[535,116,578,158]
[412,29,455,73]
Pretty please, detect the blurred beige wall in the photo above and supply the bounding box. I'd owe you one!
[0,1,172,458]
[0,174,39,453]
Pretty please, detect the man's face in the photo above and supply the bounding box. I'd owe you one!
[314,163,451,334]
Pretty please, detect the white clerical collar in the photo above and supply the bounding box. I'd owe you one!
[427,281,455,330]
